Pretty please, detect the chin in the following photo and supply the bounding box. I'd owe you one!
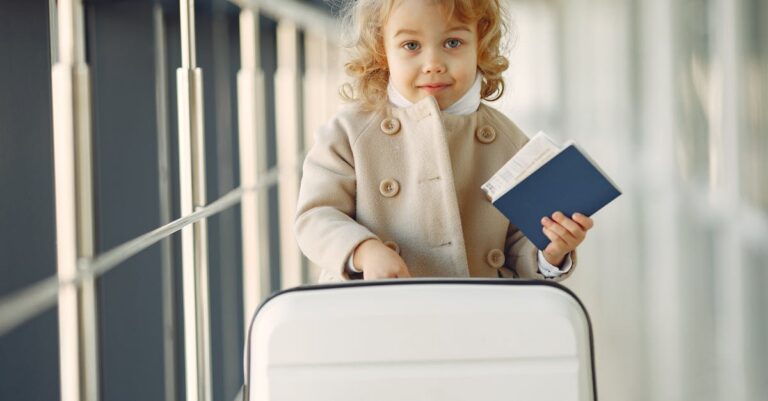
[435,97,455,110]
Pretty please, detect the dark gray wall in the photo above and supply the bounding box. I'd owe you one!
[87,1,248,400]
[0,0,60,400]
[86,2,166,400]
[0,0,312,399]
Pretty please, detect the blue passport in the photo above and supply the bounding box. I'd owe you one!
[488,141,621,250]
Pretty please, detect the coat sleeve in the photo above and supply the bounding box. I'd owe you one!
[503,223,577,282]
[294,116,379,281]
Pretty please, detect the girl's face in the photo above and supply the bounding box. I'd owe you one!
[383,1,478,110]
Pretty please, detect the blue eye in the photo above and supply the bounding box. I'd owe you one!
[403,41,420,51]
[445,39,462,49]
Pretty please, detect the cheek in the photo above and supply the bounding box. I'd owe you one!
[388,60,417,84]
[459,53,478,76]
[451,62,475,86]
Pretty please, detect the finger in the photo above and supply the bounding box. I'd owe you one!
[363,272,378,280]
[366,268,397,280]
[395,256,411,278]
[363,271,382,280]
[386,265,403,278]
[572,213,594,230]
[542,226,569,253]
[542,229,568,263]
[552,212,586,241]
[542,216,578,246]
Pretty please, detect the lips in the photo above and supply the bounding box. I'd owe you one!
[417,83,451,94]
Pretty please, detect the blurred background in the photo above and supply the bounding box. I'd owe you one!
[0,0,765,400]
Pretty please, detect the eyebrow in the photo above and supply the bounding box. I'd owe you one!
[393,29,420,37]
[446,25,473,34]
[393,25,473,38]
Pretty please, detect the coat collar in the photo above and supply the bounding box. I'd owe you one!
[391,95,487,126]
[387,71,483,116]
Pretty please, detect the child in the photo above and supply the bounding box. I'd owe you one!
[294,0,594,282]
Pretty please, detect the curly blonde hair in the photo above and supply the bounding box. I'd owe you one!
[339,0,511,111]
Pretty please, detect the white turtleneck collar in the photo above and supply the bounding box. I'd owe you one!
[387,71,482,116]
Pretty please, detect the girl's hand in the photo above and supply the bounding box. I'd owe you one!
[353,239,412,280]
[541,212,594,267]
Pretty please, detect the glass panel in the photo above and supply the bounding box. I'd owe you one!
[744,242,768,401]
[740,0,768,211]
[679,208,718,401]
[673,0,713,183]
[497,0,561,136]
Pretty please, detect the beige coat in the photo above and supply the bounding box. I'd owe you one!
[295,96,576,283]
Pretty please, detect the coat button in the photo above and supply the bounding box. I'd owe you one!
[486,249,505,269]
[476,125,496,144]
[383,240,401,255]
[380,117,401,135]
[379,178,400,197]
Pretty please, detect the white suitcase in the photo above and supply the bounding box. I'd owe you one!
[243,279,596,401]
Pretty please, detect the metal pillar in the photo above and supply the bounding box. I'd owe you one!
[51,0,99,400]
[275,21,304,289]
[237,8,273,328]
[177,1,212,400]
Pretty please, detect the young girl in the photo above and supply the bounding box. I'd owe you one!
[295,0,594,282]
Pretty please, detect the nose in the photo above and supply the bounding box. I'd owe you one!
[421,50,446,74]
